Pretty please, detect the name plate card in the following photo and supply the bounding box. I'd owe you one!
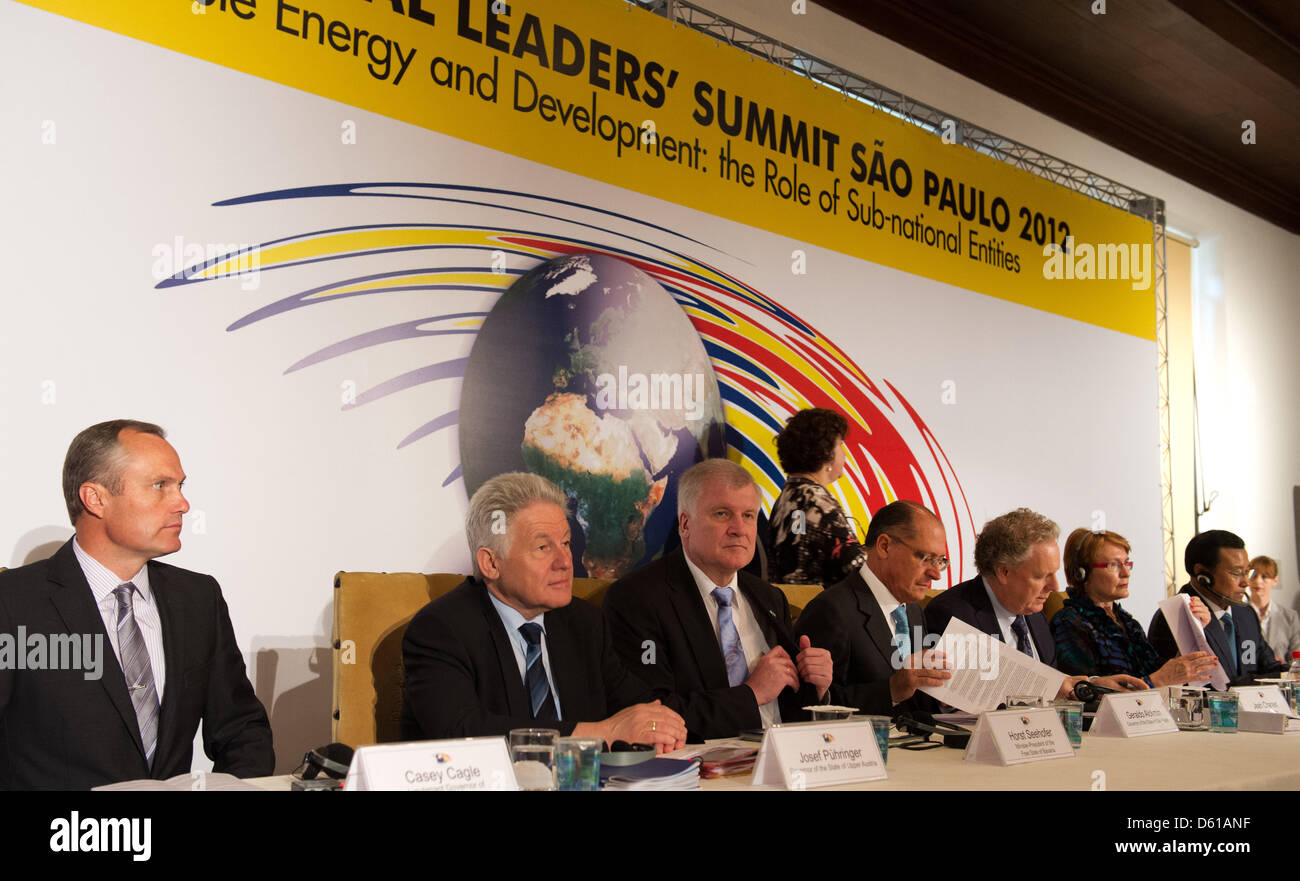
[344,738,518,791]
[1090,692,1179,737]
[1231,685,1293,715]
[751,721,886,789]
[963,708,1074,765]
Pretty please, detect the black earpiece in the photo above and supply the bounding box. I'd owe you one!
[1196,572,1212,588]
[1075,566,1088,584]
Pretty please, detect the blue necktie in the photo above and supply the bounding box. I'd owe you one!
[713,587,750,687]
[1011,616,1034,658]
[891,605,912,660]
[1220,613,1239,676]
[114,584,160,766]
[519,623,557,721]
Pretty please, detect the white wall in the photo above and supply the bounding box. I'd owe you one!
[698,0,1300,606]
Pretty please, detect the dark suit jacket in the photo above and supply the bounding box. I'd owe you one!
[400,578,653,740]
[0,540,273,790]
[795,568,935,717]
[924,574,1056,666]
[603,549,818,741]
[1148,583,1286,686]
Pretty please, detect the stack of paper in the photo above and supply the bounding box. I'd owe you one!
[602,758,700,791]
[697,747,758,778]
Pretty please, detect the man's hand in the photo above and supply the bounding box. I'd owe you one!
[745,646,799,706]
[1150,651,1219,687]
[889,650,951,703]
[575,700,687,754]
[795,635,833,700]
[1188,596,1212,627]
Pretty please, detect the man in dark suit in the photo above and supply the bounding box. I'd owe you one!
[1148,530,1286,686]
[401,472,686,749]
[924,507,1144,698]
[0,420,272,790]
[603,460,832,741]
[795,501,951,717]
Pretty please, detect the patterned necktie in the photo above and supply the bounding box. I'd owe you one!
[713,587,750,687]
[519,622,557,721]
[1220,613,1239,675]
[1011,615,1034,658]
[113,583,160,766]
[891,605,912,660]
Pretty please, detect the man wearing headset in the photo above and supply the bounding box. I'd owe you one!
[1148,530,1288,686]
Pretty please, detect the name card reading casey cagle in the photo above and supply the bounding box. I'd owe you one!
[344,738,518,791]
[752,721,886,789]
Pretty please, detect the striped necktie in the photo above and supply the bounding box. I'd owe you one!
[114,583,160,766]
[519,622,557,721]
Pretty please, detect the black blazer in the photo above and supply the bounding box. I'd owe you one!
[400,578,652,740]
[924,574,1057,667]
[603,549,817,741]
[1148,583,1286,686]
[795,568,934,717]
[0,540,273,790]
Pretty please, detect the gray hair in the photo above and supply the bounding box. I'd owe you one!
[466,472,569,579]
[677,459,756,517]
[63,419,167,525]
[974,508,1060,575]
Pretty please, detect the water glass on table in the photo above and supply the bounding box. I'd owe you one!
[509,728,560,790]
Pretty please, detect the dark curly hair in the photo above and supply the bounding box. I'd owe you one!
[774,408,849,473]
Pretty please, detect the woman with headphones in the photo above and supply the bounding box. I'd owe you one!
[1051,527,1220,686]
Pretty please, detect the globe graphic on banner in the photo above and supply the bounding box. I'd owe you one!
[460,253,727,578]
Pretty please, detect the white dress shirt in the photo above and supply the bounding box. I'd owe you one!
[982,575,1038,661]
[682,552,781,728]
[73,538,167,701]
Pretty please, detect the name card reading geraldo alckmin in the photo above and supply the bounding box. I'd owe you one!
[752,720,886,788]
[1090,692,1178,737]
[963,708,1074,765]
[344,738,518,791]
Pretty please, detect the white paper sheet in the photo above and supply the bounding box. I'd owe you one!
[919,617,1064,713]
[1157,594,1229,690]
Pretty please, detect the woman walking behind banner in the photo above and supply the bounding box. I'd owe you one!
[766,408,866,586]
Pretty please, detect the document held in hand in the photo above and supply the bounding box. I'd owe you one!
[919,617,1064,714]
[1156,594,1228,690]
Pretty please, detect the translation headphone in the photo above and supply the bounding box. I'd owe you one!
[1075,566,1088,584]
[1193,568,1250,608]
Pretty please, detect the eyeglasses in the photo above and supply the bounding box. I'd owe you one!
[1092,560,1134,574]
[887,534,949,572]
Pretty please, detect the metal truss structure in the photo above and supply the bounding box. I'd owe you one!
[634,0,1178,591]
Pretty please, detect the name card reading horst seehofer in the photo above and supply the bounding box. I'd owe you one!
[751,721,886,789]
[963,708,1075,765]
[1089,692,1179,738]
[344,738,518,791]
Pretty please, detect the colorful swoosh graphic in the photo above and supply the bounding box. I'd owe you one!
[156,182,975,583]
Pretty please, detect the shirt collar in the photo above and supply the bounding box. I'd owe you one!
[981,574,1019,625]
[683,551,738,606]
[485,583,545,632]
[72,537,151,605]
[859,560,902,619]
